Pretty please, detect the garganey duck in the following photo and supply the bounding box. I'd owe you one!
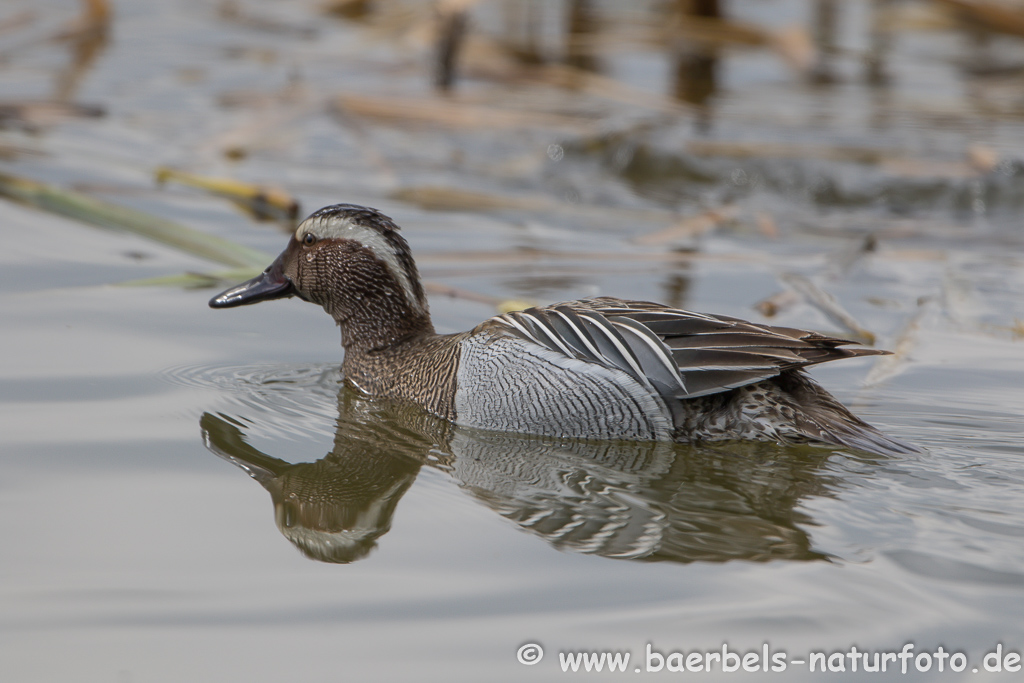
[210,204,918,456]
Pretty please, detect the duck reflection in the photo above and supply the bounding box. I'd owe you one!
[202,384,840,565]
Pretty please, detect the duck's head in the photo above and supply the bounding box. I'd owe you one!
[210,204,432,349]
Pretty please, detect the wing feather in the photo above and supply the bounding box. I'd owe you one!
[574,311,653,390]
[608,317,688,396]
[492,297,886,401]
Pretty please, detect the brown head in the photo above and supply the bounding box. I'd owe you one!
[210,204,433,351]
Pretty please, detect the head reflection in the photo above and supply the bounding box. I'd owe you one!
[202,384,842,565]
[201,402,431,563]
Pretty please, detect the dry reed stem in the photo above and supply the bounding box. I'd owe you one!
[632,206,737,246]
[212,103,315,159]
[416,249,760,266]
[864,298,935,387]
[391,186,554,212]
[155,167,300,221]
[0,10,35,35]
[755,290,800,317]
[936,0,1024,37]
[688,139,888,164]
[0,100,104,129]
[0,171,270,269]
[334,93,598,131]
[53,0,110,41]
[780,272,877,344]
[390,185,682,226]
[218,0,316,36]
[690,139,1000,179]
[423,280,503,307]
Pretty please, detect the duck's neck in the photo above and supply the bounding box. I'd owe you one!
[318,252,434,355]
[339,316,462,421]
[335,287,460,419]
[337,302,435,355]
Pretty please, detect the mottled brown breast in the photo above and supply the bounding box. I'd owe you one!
[341,331,467,421]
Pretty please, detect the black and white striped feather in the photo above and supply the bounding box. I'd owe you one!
[493,297,887,403]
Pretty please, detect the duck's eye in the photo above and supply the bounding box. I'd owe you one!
[302,233,316,245]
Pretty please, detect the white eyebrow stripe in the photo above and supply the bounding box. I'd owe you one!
[297,215,425,315]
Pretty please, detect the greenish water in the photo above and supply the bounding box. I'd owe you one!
[2,0,1024,680]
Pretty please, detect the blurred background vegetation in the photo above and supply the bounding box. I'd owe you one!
[2,0,1024,343]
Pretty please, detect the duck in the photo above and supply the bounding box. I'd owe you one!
[210,203,918,456]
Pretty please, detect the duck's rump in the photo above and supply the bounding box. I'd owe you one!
[675,372,920,455]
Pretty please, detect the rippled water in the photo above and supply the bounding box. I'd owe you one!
[3,0,1024,680]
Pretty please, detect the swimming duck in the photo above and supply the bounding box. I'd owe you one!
[210,203,917,456]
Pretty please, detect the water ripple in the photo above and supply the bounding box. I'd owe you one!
[164,362,344,441]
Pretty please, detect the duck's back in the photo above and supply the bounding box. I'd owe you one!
[449,298,918,455]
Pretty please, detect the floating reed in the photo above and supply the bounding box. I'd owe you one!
[0,171,270,269]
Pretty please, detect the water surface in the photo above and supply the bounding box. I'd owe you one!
[2,0,1024,680]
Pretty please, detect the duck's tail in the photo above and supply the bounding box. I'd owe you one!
[767,372,923,456]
